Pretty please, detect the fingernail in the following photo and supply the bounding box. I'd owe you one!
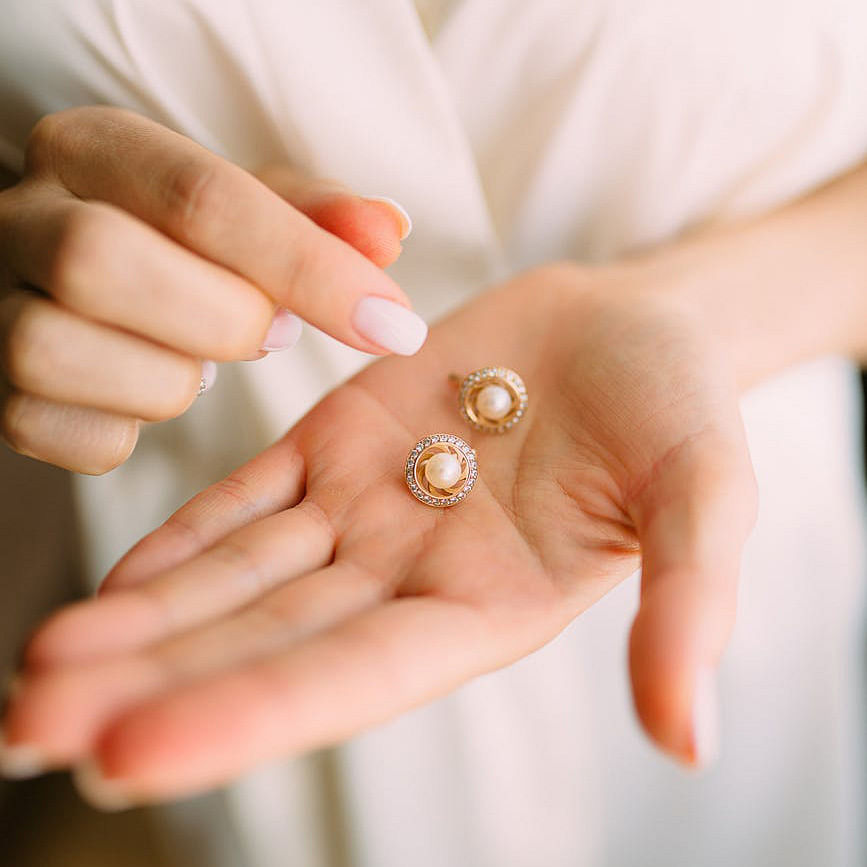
[352,297,428,356]
[364,196,413,240]
[198,361,218,396]
[0,734,47,780]
[690,665,720,769]
[73,760,134,812]
[261,307,303,352]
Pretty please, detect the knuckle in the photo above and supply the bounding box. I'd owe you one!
[25,112,69,174]
[49,205,116,308]
[25,107,131,176]
[161,509,208,554]
[279,231,319,298]
[298,499,338,548]
[210,474,261,520]
[206,538,271,599]
[530,260,586,293]
[2,299,54,390]
[162,159,225,243]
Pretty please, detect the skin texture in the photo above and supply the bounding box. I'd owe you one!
[5,127,867,806]
[0,107,416,473]
[2,264,758,802]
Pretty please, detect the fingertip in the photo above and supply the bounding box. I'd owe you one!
[351,296,428,356]
[689,664,720,769]
[91,691,224,801]
[628,605,693,764]
[24,603,90,670]
[629,616,721,770]
[260,307,303,352]
[309,195,406,268]
[25,593,162,670]
[1,670,67,762]
[362,196,412,241]
[73,759,136,812]
[0,733,48,781]
[256,165,410,263]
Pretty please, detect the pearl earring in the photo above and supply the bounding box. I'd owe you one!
[455,367,528,433]
[405,434,477,507]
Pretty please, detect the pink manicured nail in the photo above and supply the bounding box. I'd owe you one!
[352,297,428,356]
[73,761,135,812]
[691,666,720,769]
[364,196,413,240]
[261,308,303,352]
[0,734,47,780]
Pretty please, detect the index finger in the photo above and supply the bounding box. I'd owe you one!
[27,108,426,355]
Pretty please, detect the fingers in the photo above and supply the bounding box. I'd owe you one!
[255,165,410,269]
[27,500,336,668]
[4,562,387,770]
[1,292,202,420]
[79,597,487,805]
[0,188,274,361]
[101,436,307,591]
[1,392,139,475]
[24,108,426,356]
[627,430,758,768]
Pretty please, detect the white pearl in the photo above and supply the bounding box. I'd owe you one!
[425,452,462,489]
[475,384,512,420]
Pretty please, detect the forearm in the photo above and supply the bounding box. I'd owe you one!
[633,161,867,388]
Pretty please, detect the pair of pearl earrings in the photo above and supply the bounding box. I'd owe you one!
[405,366,528,508]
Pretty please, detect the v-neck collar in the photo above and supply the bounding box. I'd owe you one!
[365,0,502,260]
[250,0,502,263]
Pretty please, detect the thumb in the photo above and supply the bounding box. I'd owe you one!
[628,428,757,768]
[255,164,411,269]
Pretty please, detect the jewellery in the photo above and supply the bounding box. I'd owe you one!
[197,361,217,398]
[456,367,528,433]
[405,434,477,507]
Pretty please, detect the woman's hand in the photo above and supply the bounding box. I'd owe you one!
[0,262,757,805]
[0,106,422,473]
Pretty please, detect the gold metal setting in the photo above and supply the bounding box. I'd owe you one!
[405,434,477,507]
[458,367,528,433]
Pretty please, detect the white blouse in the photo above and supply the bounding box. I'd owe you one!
[1,2,866,865]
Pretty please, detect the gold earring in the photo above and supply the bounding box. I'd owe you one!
[454,367,528,433]
[405,434,477,507]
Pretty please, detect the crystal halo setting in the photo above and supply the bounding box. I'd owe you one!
[458,367,528,433]
[405,434,477,507]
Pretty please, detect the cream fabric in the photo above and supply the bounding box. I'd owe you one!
[1,1,866,865]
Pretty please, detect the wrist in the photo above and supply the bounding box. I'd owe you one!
[615,247,784,391]
[615,187,867,390]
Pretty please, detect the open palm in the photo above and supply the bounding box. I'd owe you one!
[3,264,757,805]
